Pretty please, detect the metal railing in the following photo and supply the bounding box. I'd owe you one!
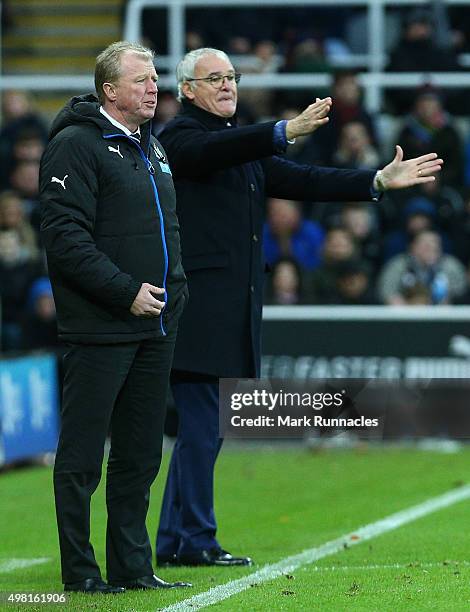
[122,0,470,112]
[1,0,470,114]
[3,72,470,116]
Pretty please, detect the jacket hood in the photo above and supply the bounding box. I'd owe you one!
[49,93,106,140]
[49,93,153,150]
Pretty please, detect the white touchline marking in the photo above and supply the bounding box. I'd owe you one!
[307,561,470,572]
[0,558,51,573]
[161,484,470,612]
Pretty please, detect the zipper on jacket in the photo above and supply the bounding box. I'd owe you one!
[103,133,168,335]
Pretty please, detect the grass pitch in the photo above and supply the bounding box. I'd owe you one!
[2,445,470,611]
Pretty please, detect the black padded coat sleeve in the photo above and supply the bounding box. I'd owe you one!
[40,133,141,310]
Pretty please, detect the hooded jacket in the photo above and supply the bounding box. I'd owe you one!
[40,94,187,344]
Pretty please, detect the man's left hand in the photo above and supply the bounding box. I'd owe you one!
[375,145,443,191]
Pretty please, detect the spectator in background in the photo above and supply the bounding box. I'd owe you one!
[186,31,205,52]
[402,283,432,305]
[326,259,378,305]
[0,190,39,261]
[264,257,305,305]
[152,91,180,136]
[0,90,48,189]
[8,160,41,233]
[227,36,251,56]
[1,90,42,125]
[388,9,460,73]
[21,277,60,351]
[416,173,464,233]
[290,71,377,166]
[340,203,382,275]
[253,40,280,73]
[287,37,330,75]
[451,188,470,265]
[310,227,357,302]
[328,71,377,154]
[11,127,45,163]
[1,128,45,193]
[238,40,279,120]
[455,260,470,304]
[332,121,381,170]
[0,229,41,350]
[377,230,467,305]
[263,198,325,271]
[8,160,40,201]
[384,171,464,247]
[447,6,470,53]
[383,197,452,261]
[387,9,461,113]
[396,87,463,189]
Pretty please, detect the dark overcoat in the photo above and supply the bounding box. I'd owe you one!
[159,101,378,377]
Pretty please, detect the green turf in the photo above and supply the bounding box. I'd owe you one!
[1,446,470,611]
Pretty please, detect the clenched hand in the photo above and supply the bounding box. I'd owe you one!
[130,283,165,317]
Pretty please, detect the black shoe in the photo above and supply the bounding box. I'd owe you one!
[156,554,179,567]
[178,548,253,567]
[64,577,125,594]
[109,574,192,590]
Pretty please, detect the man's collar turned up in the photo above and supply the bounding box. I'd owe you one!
[180,99,237,129]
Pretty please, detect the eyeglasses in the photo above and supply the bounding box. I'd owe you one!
[186,73,242,89]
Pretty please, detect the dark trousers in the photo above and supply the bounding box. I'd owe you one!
[157,382,223,557]
[53,333,175,584]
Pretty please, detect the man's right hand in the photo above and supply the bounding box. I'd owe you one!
[286,97,332,140]
[130,283,165,317]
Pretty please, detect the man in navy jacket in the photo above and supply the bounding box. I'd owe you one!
[156,47,443,567]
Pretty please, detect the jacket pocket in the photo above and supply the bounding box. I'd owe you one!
[183,251,229,272]
[163,287,188,326]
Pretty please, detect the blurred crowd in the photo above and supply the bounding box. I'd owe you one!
[2,6,470,352]
[0,90,58,353]
[260,70,470,307]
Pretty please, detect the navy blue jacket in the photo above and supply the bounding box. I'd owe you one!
[160,101,377,377]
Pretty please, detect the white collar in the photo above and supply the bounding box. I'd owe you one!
[100,106,141,138]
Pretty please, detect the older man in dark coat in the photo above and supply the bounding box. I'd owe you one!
[156,47,443,567]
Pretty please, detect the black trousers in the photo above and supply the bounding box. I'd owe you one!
[53,332,176,584]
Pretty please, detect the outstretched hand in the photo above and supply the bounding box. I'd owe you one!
[377,145,443,191]
[285,97,332,140]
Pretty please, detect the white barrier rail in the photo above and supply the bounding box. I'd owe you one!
[123,0,470,112]
[262,305,470,321]
[2,72,470,118]
[1,0,470,114]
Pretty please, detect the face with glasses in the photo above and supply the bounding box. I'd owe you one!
[182,54,239,118]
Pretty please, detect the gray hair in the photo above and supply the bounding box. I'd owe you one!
[176,48,231,102]
[95,41,155,104]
